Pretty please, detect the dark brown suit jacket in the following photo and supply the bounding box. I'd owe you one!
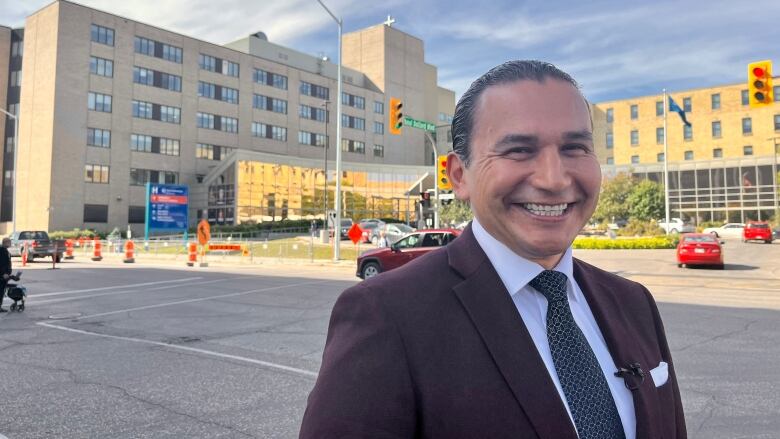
[301,225,686,438]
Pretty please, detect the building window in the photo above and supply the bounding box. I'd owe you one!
[683,97,692,112]
[606,157,614,165]
[711,93,721,110]
[88,92,112,112]
[684,150,694,161]
[298,104,327,122]
[342,92,365,109]
[300,81,329,99]
[657,153,665,162]
[438,112,453,123]
[631,155,639,164]
[89,56,113,77]
[254,95,288,114]
[298,131,327,147]
[90,24,114,46]
[6,103,17,116]
[84,164,109,183]
[5,137,13,154]
[130,169,178,186]
[198,81,238,104]
[197,112,215,129]
[199,54,239,77]
[134,36,182,63]
[253,69,287,89]
[132,100,153,119]
[374,121,384,134]
[87,128,111,148]
[160,105,181,124]
[132,67,181,92]
[10,40,23,57]
[9,70,21,87]
[630,105,638,120]
[656,101,663,116]
[222,87,239,104]
[742,117,752,135]
[221,117,238,133]
[743,145,753,156]
[199,54,216,72]
[606,108,613,123]
[630,130,639,145]
[656,127,664,144]
[133,66,154,86]
[159,138,180,156]
[130,134,153,152]
[341,139,365,154]
[196,144,232,160]
[342,114,365,130]
[198,81,215,99]
[775,114,780,131]
[223,60,240,77]
[775,86,780,102]
[128,206,146,224]
[741,89,749,106]
[373,144,384,157]
[683,124,692,141]
[84,204,109,223]
[606,132,613,149]
[712,121,722,138]
[252,122,286,141]
[713,148,723,158]
[374,101,384,114]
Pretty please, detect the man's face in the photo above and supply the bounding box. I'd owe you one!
[449,79,600,268]
[2,239,10,248]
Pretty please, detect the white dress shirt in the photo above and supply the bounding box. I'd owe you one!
[472,218,636,439]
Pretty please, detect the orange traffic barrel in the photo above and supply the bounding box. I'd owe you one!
[187,242,197,267]
[92,238,103,261]
[65,239,75,260]
[123,240,135,263]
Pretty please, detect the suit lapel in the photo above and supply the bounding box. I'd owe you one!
[573,260,663,439]
[448,227,578,439]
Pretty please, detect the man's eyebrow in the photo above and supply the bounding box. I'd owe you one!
[562,130,593,141]
[493,134,538,149]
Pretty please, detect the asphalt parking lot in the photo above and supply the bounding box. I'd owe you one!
[0,238,778,438]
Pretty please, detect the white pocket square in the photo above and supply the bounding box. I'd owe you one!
[650,361,669,387]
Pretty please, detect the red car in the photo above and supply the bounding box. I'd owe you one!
[676,233,724,269]
[742,221,773,244]
[356,229,460,279]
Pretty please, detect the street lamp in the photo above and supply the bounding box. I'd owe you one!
[0,108,19,235]
[316,0,343,261]
[321,100,330,233]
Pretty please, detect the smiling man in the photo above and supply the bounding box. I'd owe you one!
[300,60,686,439]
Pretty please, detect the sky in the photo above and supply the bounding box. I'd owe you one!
[2,0,779,103]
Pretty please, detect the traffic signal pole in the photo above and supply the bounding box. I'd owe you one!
[424,131,439,228]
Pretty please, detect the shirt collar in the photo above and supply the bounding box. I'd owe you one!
[471,217,577,302]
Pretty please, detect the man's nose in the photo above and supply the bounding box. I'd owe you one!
[530,147,572,192]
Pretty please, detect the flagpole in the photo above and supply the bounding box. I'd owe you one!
[663,89,670,235]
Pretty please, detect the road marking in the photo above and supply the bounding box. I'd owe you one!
[37,321,318,378]
[31,277,251,305]
[74,281,325,320]
[33,277,204,298]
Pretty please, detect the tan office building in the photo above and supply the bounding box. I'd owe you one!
[0,0,455,233]
[592,83,780,223]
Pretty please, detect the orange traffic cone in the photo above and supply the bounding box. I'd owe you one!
[65,239,75,260]
[91,238,103,261]
[123,240,135,263]
[187,242,197,267]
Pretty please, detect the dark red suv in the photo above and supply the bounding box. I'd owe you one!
[742,221,773,244]
[356,229,460,279]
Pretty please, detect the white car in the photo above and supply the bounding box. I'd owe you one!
[657,218,695,234]
[703,223,745,238]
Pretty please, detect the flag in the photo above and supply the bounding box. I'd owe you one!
[668,96,691,127]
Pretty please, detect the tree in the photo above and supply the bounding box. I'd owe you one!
[627,180,665,221]
[592,174,634,223]
[439,199,472,226]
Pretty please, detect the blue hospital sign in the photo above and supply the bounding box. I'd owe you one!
[146,184,189,230]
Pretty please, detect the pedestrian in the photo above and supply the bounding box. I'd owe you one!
[0,237,13,312]
[377,231,389,248]
[300,60,686,438]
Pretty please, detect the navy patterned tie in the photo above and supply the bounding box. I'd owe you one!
[530,270,625,439]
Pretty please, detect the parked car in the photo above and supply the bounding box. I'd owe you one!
[657,218,695,234]
[676,233,724,269]
[356,229,461,278]
[8,230,65,262]
[703,222,745,239]
[774,226,780,240]
[742,221,773,244]
[382,223,416,244]
[358,222,383,244]
[329,218,354,240]
[359,218,386,228]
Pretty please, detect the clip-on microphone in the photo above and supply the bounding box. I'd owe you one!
[614,362,644,390]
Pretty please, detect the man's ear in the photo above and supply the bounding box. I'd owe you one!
[447,151,469,202]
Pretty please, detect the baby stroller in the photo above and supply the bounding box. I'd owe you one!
[4,271,25,312]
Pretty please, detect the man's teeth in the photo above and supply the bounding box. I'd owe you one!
[522,203,569,216]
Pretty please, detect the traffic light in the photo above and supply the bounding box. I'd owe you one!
[437,154,452,190]
[748,60,773,107]
[389,97,403,135]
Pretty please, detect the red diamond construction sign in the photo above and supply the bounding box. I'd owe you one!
[348,223,363,244]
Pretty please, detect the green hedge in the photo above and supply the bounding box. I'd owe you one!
[573,235,679,250]
[49,229,99,240]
